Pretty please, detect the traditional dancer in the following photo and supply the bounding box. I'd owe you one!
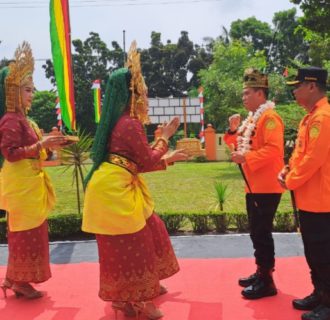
[82,41,187,319]
[0,42,66,299]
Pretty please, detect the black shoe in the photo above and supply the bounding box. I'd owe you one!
[301,304,330,320]
[238,272,258,287]
[293,291,321,311]
[241,277,277,300]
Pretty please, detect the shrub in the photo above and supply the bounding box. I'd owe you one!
[48,213,84,240]
[188,214,210,233]
[0,210,300,242]
[232,212,249,232]
[0,217,7,242]
[158,213,186,233]
[193,155,208,163]
[209,212,231,233]
[274,211,296,232]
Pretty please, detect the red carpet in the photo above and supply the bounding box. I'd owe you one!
[0,257,312,320]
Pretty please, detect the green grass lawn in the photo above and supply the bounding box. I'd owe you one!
[45,162,293,215]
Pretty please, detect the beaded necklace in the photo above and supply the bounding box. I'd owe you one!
[237,101,275,154]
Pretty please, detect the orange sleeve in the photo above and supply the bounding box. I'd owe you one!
[286,114,330,190]
[244,115,284,172]
[288,118,305,169]
[223,131,238,150]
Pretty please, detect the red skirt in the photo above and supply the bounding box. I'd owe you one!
[96,213,179,301]
[6,220,51,283]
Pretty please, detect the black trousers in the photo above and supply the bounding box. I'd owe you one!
[299,210,330,298]
[246,193,282,270]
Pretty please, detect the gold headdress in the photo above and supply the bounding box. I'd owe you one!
[243,68,268,89]
[5,41,34,112]
[125,41,149,124]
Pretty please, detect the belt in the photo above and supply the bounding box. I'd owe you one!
[108,154,138,175]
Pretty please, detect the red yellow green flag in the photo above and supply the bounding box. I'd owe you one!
[49,0,76,131]
[91,80,101,123]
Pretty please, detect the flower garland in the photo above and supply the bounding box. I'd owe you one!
[237,101,275,154]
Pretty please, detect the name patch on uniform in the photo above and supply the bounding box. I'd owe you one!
[265,119,276,130]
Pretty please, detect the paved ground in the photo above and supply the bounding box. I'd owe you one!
[0,233,304,265]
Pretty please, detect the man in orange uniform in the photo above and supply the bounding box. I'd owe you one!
[224,68,284,299]
[279,67,330,320]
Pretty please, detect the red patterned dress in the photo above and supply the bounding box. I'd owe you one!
[83,112,180,301]
[0,112,53,283]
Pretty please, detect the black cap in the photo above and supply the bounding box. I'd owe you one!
[287,67,328,86]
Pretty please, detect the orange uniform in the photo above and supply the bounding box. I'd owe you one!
[223,130,237,149]
[286,97,330,212]
[224,109,285,193]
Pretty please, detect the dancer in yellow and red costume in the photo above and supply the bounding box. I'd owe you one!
[82,41,188,319]
[0,42,66,299]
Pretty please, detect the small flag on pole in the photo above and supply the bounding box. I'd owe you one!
[283,67,289,77]
[198,87,205,143]
[55,97,63,129]
[92,79,102,123]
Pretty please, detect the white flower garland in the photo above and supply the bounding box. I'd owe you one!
[236,101,275,154]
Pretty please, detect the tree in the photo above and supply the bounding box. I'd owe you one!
[289,1,330,67]
[187,43,213,89]
[307,34,330,66]
[230,17,272,52]
[43,32,122,135]
[269,9,309,71]
[0,58,10,70]
[29,90,58,132]
[199,40,266,130]
[290,0,330,35]
[140,30,208,97]
[140,31,171,97]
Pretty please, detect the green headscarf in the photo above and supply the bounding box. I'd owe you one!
[0,67,9,168]
[84,68,131,188]
[0,67,9,120]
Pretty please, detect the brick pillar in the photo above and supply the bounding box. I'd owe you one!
[204,124,216,160]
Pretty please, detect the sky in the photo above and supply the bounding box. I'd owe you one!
[0,0,301,90]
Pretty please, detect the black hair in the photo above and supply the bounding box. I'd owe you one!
[252,87,269,99]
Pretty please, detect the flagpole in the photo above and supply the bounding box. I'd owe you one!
[123,30,126,66]
[198,87,205,144]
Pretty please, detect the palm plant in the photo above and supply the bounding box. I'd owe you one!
[61,129,93,215]
[214,181,229,211]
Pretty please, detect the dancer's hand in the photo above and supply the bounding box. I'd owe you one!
[41,135,66,149]
[161,117,180,140]
[163,149,189,164]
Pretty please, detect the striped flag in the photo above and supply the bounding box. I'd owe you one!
[49,0,76,131]
[198,87,205,143]
[91,80,102,123]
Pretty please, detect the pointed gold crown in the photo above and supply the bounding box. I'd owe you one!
[125,40,149,124]
[243,68,268,89]
[5,41,34,112]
